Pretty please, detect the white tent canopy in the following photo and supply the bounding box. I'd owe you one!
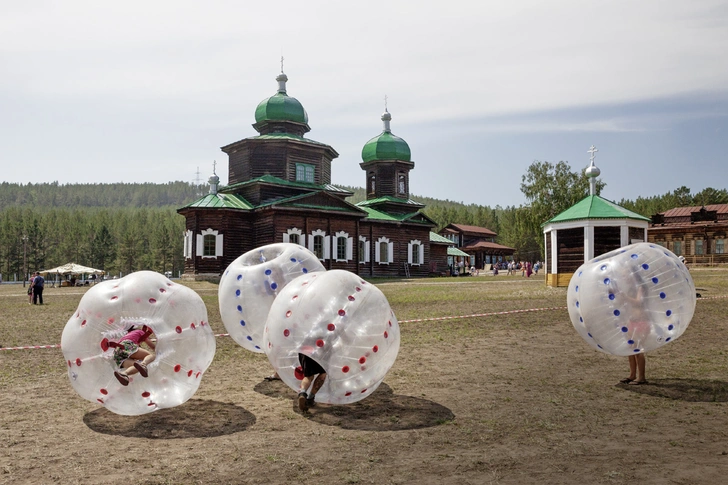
[39,263,105,275]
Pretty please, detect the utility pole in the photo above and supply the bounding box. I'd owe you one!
[22,235,28,288]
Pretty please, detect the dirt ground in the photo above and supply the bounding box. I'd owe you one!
[2,269,728,484]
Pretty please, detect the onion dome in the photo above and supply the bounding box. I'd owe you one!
[361,110,411,163]
[254,72,308,125]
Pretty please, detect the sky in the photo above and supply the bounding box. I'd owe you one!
[2,0,727,208]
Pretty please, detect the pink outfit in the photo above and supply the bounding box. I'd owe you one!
[120,329,148,345]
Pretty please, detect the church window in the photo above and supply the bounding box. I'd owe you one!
[379,242,389,263]
[398,174,406,194]
[308,229,329,260]
[296,163,315,183]
[283,228,304,246]
[334,231,353,262]
[673,241,682,255]
[375,237,393,264]
[369,174,376,193]
[289,233,299,245]
[314,235,324,259]
[359,236,370,264]
[408,239,424,266]
[716,239,725,254]
[203,234,216,256]
[196,228,223,259]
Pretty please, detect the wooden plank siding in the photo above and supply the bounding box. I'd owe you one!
[593,226,621,257]
[556,228,584,274]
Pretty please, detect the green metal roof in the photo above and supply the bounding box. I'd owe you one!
[545,195,650,225]
[248,133,330,147]
[447,246,470,257]
[361,131,411,163]
[179,193,253,210]
[357,196,421,207]
[223,174,352,194]
[430,231,455,244]
[359,206,431,224]
[254,92,308,124]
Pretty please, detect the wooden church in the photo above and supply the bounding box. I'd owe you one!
[178,69,437,280]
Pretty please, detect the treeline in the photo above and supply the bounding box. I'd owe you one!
[1,180,726,280]
[0,206,184,281]
[0,181,205,210]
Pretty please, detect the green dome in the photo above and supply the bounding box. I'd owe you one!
[361,131,411,163]
[254,92,308,124]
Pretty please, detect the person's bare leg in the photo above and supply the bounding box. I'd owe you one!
[620,355,637,383]
[632,354,646,383]
[298,376,313,411]
[309,374,326,398]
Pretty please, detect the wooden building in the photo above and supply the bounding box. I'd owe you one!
[647,204,728,265]
[542,147,650,287]
[439,223,515,269]
[178,70,437,280]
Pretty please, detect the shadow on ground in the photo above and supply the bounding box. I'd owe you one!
[254,380,455,431]
[617,378,728,402]
[84,399,256,438]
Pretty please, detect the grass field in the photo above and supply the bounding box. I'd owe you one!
[1,269,728,484]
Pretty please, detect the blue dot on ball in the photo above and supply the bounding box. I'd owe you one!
[652,277,659,284]
[600,265,607,271]
[666,310,672,317]
[614,309,620,316]
[597,344,603,349]
[580,317,583,322]
[633,349,641,353]
[642,263,649,270]
[668,324,674,330]
[235,289,241,297]
[628,339,635,344]
[609,293,615,300]
[578,271,583,277]
[265,269,272,276]
[237,305,243,312]
[254,345,260,349]
[621,326,628,332]
[240,320,246,326]
[237,274,242,281]
[631,254,638,259]
[660,292,666,299]
[666,337,671,342]
[588,332,592,338]
[576,301,580,308]
[271,282,278,290]
[575,285,579,292]
[302,268,308,274]
[246,336,252,341]
[290,258,297,262]
[604,278,610,285]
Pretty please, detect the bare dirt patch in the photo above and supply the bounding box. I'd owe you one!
[2,270,728,484]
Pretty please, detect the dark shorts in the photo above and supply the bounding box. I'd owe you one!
[299,353,325,377]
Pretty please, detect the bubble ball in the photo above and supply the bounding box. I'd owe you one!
[264,269,400,404]
[567,242,696,356]
[219,243,326,353]
[61,271,216,416]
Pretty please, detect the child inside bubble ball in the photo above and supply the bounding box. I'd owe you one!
[618,278,648,386]
[109,324,157,386]
[297,353,326,412]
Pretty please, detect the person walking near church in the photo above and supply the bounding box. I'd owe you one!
[32,272,45,305]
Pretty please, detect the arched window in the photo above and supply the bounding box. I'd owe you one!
[398,174,406,194]
[375,237,393,265]
[195,228,223,259]
[283,228,304,246]
[308,229,330,260]
[334,231,353,262]
[358,236,370,264]
[369,173,376,194]
[408,239,424,266]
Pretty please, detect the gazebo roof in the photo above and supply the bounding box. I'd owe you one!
[544,195,650,225]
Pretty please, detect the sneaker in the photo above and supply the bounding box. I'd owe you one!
[114,371,130,386]
[134,361,148,377]
[306,395,316,408]
[297,392,308,412]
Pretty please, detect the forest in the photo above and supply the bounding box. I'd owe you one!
[1,167,726,282]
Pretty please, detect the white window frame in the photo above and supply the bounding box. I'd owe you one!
[196,228,223,259]
[375,236,394,265]
[184,230,193,259]
[407,239,424,266]
[358,236,370,264]
[282,227,304,246]
[334,231,353,262]
[695,239,704,255]
[308,229,330,260]
[716,238,725,254]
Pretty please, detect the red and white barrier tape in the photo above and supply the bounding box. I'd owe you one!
[2,295,724,351]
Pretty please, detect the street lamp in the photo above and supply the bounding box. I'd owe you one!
[21,235,28,288]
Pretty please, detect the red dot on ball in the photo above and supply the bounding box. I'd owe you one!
[148,402,155,407]
[384,331,389,338]
[174,364,181,372]
[361,389,368,393]
[359,356,366,364]
[342,366,350,373]
[388,320,392,327]
[373,345,379,352]
[100,389,108,395]
[187,370,193,377]
[345,391,352,396]
[175,326,182,333]
[338,309,346,316]
[286,310,292,318]
[76,358,82,366]
[196,372,201,378]
[111,296,118,301]
[355,287,361,292]
[159,288,166,293]
[107,318,114,325]
[348,295,355,301]
[149,298,156,304]
[97,399,104,404]
[190,323,196,329]
[142,392,150,398]
[327,323,335,331]
[316,339,324,347]
[67,360,71,367]
[81,320,87,327]
[284,329,290,337]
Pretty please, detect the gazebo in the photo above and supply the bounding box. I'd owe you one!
[542,146,650,287]
[40,263,105,287]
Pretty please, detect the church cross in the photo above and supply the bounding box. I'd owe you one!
[587,145,598,164]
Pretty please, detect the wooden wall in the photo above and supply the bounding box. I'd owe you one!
[557,228,584,273]
[594,226,621,257]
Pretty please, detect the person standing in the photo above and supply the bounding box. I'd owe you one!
[28,273,35,304]
[32,272,45,305]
